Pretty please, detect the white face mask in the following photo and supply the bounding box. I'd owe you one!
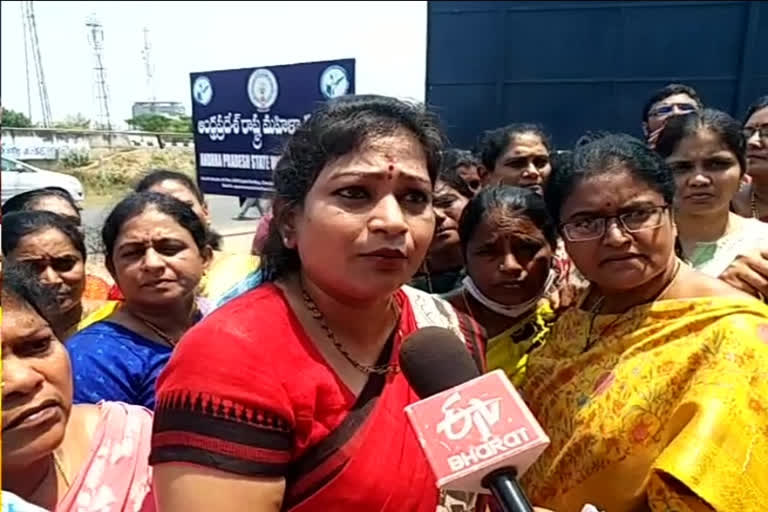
[462,268,556,318]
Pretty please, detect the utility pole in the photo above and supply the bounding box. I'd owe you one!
[20,2,33,120]
[23,1,52,126]
[142,26,156,102]
[86,14,112,130]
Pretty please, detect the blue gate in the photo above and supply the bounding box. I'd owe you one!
[426,1,768,148]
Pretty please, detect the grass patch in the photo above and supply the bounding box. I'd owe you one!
[60,148,196,197]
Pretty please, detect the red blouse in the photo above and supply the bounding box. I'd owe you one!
[150,283,484,511]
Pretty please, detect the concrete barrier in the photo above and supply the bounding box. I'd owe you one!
[1,127,193,162]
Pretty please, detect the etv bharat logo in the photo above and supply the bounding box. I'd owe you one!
[436,391,530,472]
[436,392,501,442]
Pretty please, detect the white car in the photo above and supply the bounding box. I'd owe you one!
[1,156,85,208]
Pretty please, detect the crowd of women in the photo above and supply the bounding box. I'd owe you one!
[2,86,767,512]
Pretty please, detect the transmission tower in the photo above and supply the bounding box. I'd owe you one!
[22,1,52,126]
[142,27,156,102]
[86,15,112,130]
[20,3,32,119]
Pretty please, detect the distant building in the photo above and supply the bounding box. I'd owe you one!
[132,101,186,118]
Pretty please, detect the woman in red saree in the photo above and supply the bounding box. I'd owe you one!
[149,95,484,511]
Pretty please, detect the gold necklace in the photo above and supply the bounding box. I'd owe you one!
[300,281,400,375]
[136,316,179,347]
[127,304,199,347]
[53,450,71,488]
[15,451,70,502]
[583,259,682,352]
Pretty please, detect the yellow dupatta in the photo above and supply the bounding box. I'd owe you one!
[198,251,260,303]
[521,297,768,511]
[485,300,555,388]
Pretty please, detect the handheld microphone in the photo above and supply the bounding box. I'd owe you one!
[400,327,549,512]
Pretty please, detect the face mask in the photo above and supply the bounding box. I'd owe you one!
[462,268,556,318]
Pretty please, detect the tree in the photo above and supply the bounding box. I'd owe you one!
[168,116,192,133]
[2,108,33,128]
[126,114,169,132]
[126,114,192,133]
[53,113,91,130]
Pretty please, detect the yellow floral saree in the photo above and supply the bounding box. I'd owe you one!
[198,251,260,301]
[522,297,768,511]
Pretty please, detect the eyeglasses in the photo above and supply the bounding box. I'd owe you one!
[23,256,80,273]
[504,155,550,170]
[743,125,768,142]
[649,103,698,118]
[561,205,669,242]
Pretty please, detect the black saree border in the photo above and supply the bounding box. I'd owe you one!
[149,389,294,476]
[281,327,396,510]
[149,444,290,476]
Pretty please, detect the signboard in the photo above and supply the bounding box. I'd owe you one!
[190,58,355,196]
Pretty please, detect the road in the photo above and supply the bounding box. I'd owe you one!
[82,194,266,251]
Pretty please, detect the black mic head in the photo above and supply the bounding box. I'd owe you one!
[399,326,481,399]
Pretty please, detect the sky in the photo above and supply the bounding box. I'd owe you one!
[1,1,427,129]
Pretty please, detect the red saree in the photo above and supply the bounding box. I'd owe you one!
[150,283,483,511]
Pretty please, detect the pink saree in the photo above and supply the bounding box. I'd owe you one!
[56,402,154,512]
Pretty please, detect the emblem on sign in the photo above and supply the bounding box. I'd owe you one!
[320,64,350,99]
[248,68,279,112]
[193,76,213,106]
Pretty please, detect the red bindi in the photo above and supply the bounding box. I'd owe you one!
[387,164,395,179]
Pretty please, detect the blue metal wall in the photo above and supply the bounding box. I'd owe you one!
[426,1,768,148]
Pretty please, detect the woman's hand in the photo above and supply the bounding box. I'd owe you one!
[153,463,285,512]
[719,248,768,299]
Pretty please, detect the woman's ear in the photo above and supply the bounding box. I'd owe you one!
[201,245,215,271]
[275,200,300,249]
[106,257,118,286]
[202,202,212,226]
[740,172,752,185]
[280,214,298,249]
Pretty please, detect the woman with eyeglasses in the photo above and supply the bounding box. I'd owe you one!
[520,134,768,511]
[733,96,768,220]
[744,96,768,203]
[654,109,768,296]
[2,211,113,341]
[1,187,112,301]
